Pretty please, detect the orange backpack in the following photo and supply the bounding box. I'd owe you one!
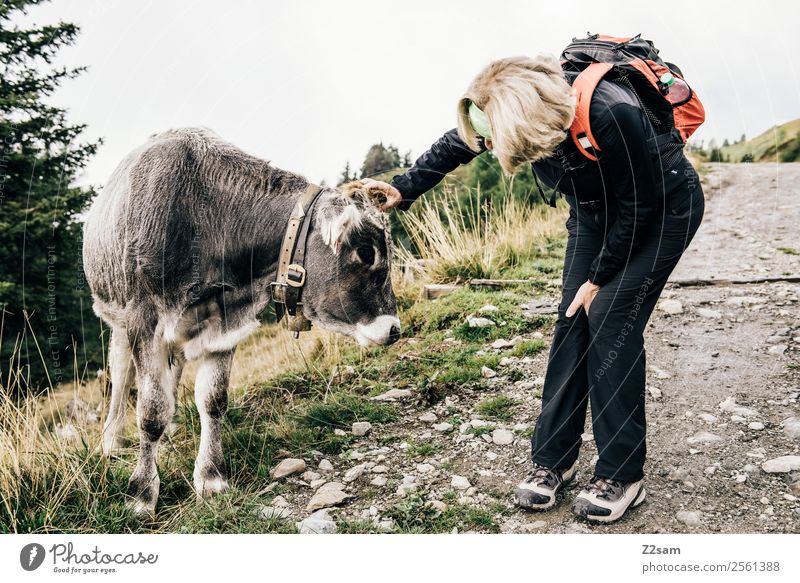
[561,33,705,161]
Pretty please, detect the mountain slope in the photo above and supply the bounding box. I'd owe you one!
[722,118,800,162]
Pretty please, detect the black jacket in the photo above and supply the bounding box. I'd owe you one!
[390,75,694,286]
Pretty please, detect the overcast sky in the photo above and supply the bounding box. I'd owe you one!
[15,0,800,187]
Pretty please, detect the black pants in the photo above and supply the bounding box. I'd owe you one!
[531,180,704,482]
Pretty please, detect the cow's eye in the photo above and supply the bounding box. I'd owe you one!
[355,244,375,266]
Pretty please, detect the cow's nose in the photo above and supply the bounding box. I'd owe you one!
[388,324,401,344]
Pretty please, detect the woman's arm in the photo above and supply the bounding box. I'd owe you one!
[587,103,660,286]
[388,128,487,210]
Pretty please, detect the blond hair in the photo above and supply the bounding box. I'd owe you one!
[457,54,576,175]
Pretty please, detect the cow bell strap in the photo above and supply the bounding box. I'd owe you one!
[273,183,323,321]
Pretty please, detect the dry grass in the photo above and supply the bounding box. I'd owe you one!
[396,188,567,283]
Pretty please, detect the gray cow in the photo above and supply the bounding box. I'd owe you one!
[83,127,400,515]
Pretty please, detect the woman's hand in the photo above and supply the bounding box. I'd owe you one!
[360,179,403,210]
[566,280,601,317]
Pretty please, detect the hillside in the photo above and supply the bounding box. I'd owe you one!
[721,118,800,163]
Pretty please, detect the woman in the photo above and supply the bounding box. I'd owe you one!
[369,54,704,523]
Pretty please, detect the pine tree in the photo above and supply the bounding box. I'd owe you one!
[1,0,101,391]
[338,160,354,185]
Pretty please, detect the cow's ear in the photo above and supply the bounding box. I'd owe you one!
[319,203,361,255]
[340,180,385,208]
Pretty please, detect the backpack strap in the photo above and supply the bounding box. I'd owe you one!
[569,62,613,161]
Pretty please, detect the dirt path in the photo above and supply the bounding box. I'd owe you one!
[269,164,800,534]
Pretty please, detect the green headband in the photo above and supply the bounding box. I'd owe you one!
[468,101,492,140]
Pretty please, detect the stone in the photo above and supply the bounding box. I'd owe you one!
[467,316,496,328]
[418,412,438,423]
[65,398,99,424]
[492,428,514,445]
[433,422,454,433]
[451,475,472,490]
[343,464,366,483]
[491,339,515,350]
[481,366,497,379]
[696,308,722,319]
[371,465,389,474]
[296,509,337,534]
[478,304,500,313]
[686,431,723,445]
[520,520,548,532]
[302,471,322,483]
[718,396,758,417]
[396,483,417,497]
[782,417,800,440]
[725,295,764,307]
[648,365,671,380]
[485,451,498,461]
[352,421,372,436]
[270,458,306,479]
[658,299,683,315]
[647,386,663,400]
[334,428,347,436]
[581,432,594,442]
[370,476,387,487]
[318,459,334,473]
[416,463,435,474]
[748,422,765,431]
[768,344,788,356]
[371,388,413,401]
[257,505,293,520]
[499,357,514,367]
[698,413,718,423]
[427,500,448,514]
[676,510,703,527]
[762,456,800,473]
[306,482,349,511]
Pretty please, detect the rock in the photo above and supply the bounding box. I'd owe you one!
[698,413,718,423]
[418,412,438,423]
[334,428,347,436]
[451,475,472,490]
[370,476,387,487]
[485,451,498,461]
[704,465,717,476]
[296,509,337,534]
[647,386,663,400]
[318,459,334,473]
[686,431,723,445]
[499,357,514,367]
[581,432,594,442]
[65,398,99,424]
[676,510,703,527]
[371,465,389,473]
[257,505,293,520]
[352,421,372,436]
[302,471,321,483]
[467,316,496,328]
[481,366,497,378]
[491,339,515,350]
[696,308,722,319]
[658,299,683,315]
[343,464,366,483]
[782,417,800,440]
[371,388,413,401]
[272,495,290,507]
[470,419,491,428]
[433,422,454,433]
[768,344,787,356]
[748,422,765,431]
[416,463,435,474]
[478,304,500,313]
[306,482,349,511]
[520,520,548,532]
[427,500,448,514]
[396,482,417,497]
[762,456,800,473]
[648,365,671,380]
[270,458,307,479]
[718,396,758,417]
[492,428,514,445]
[54,423,79,443]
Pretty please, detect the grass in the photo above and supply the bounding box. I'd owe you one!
[475,395,519,422]
[0,182,566,533]
[777,247,799,256]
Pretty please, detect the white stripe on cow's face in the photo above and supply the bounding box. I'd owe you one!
[354,315,401,347]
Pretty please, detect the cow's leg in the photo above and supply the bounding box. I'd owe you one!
[126,338,180,516]
[193,350,234,498]
[101,328,135,456]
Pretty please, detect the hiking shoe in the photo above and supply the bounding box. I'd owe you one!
[572,476,646,523]
[514,459,578,511]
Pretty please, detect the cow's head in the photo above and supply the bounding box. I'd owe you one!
[300,181,400,347]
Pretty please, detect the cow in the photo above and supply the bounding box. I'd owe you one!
[83,127,400,515]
